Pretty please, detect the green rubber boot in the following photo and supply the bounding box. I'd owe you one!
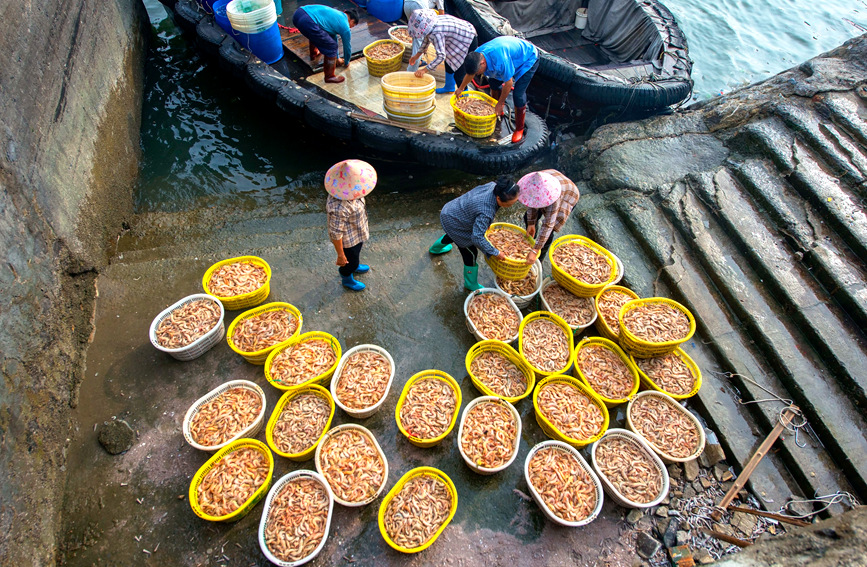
[463,265,483,291]
[429,234,453,255]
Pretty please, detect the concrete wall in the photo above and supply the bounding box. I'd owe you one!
[0,0,146,563]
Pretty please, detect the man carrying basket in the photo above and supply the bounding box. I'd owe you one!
[429,177,520,291]
[516,170,581,265]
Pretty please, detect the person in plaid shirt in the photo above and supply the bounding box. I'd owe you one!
[324,160,377,291]
[516,170,581,265]
[407,9,478,94]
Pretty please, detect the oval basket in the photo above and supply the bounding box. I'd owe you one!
[626,391,706,464]
[590,428,670,509]
[524,440,604,527]
[465,340,535,404]
[618,297,697,358]
[189,438,274,522]
[381,71,436,110]
[314,423,389,507]
[183,379,267,452]
[629,347,702,400]
[594,284,640,342]
[395,370,462,448]
[549,235,617,297]
[264,331,341,391]
[387,25,414,62]
[484,223,537,280]
[532,374,609,448]
[265,384,335,461]
[572,337,640,407]
[202,255,271,310]
[457,396,522,475]
[378,466,458,553]
[331,344,396,419]
[494,260,542,309]
[149,293,225,361]
[451,91,498,138]
[518,311,575,379]
[539,277,598,334]
[257,470,334,567]
[463,288,522,344]
[226,302,303,364]
[364,39,405,77]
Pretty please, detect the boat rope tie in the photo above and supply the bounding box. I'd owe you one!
[780,492,860,519]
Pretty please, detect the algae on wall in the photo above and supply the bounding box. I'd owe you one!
[0,0,147,564]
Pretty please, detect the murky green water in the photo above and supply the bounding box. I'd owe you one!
[137,0,864,212]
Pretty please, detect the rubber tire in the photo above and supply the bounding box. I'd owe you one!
[218,40,252,79]
[355,120,413,155]
[196,17,227,57]
[410,133,473,171]
[461,112,550,174]
[244,61,291,102]
[174,0,204,32]
[304,98,353,141]
[276,84,318,120]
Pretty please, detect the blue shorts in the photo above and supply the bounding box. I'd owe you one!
[292,8,339,58]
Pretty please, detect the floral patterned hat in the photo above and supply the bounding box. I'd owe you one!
[517,171,561,208]
[324,159,377,200]
[408,9,437,39]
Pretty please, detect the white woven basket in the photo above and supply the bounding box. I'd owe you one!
[457,396,521,475]
[494,260,542,309]
[539,277,598,333]
[258,470,334,567]
[524,440,604,526]
[463,288,522,343]
[590,428,670,509]
[626,391,706,463]
[149,293,225,361]
[314,424,389,507]
[611,253,624,285]
[331,344,396,419]
[182,379,267,452]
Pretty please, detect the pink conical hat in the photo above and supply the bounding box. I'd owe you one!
[324,159,377,200]
[517,171,561,208]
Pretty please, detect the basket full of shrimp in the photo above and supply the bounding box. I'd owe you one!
[457,396,521,475]
[378,467,458,553]
[465,340,535,403]
[573,337,640,407]
[631,347,702,400]
[395,370,462,448]
[594,284,640,342]
[227,302,302,364]
[539,278,597,334]
[331,344,395,418]
[518,311,575,378]
[484,223,536,280]
[265,331,341,390]
[494,260,542,309]
[150,294,225,361]
[464,288,522,343]
[315,424,389,507]
[591,428,669,508]
[265,385,335,461]
[533,374,609,448]
[626,391,706,463]
[524,440,604,526]
[618,297,696,357]
[183,380,267,452]
[202,255,271,310]
[549,235,618,297]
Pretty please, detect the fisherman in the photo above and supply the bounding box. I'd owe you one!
[325,159,376,291]
[402,0,444,73]
[406,9,478,95]
[292,5,358,83]
[456,36,540,143]
[516,170,580,265]
[429,177,520,291]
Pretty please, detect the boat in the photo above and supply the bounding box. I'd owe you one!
[160,0,550,175]
[447,0,693,115]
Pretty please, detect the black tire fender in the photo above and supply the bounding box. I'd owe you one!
[304,98,353,141]
[354,119,413,155]
[410,133,473,170]
[461,112,549,174]
[174,0,205,32]
[244,61,292,102]
[196,17,227,57]
[218,40,253,79]
[276,84,318,120]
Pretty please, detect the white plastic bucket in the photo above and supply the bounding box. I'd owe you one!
[575,8,588,30]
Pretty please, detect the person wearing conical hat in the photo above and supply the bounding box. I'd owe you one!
[517,170,580,265]
[325,159,376,291]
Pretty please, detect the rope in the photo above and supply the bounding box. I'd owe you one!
[278,24,299,33]
[780,492,860,519]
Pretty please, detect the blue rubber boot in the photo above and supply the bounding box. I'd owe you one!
[354,264,370,274]
[436,72,456,94]
[463,265,483,291]
[429,234,453,255]
[341,274,366,291]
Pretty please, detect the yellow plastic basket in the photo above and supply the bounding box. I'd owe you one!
[518,311,575,379]
[395,370,462,448]
[364,40,405,77]
[594,284,640,342]
[484,223,537,281]
[264,331,342,391]
[532,374,609,448]
[378,467,458,553]
[549,235,618,297]
[226,302,303,364]
[202,255,271,310]
[381,71,436,114]
[572,337,640,407]
[618,298,697,358]
[189,438,274,522]
[451,91,498,138]
[265,384,335,461]
[629,347,702,400]
[465,340,535,404]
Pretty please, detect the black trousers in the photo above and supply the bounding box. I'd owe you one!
[339,242,363,276]
[445,36,479,79]
[441,234,478,267]
[523,210,554,261]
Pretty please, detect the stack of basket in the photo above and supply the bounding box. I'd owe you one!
[381,71,436,129]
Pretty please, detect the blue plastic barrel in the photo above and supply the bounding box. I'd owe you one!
[213,0,240,37]
[236,22,283,64]
[366,0,402,22]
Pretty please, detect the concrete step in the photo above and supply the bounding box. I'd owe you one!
[816,92,867,151]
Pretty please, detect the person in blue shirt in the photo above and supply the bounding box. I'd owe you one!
[292,5,359,83]
[456,36,539,144]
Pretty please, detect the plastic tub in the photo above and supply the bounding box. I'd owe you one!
[484,223,536,281]
[213,0,241,37]
[572,337,640,407]
[591,428,670,509]
[465,340,535,403]
[549,234,618,297]
[383,104,435,129]
[463,288,523,344]
[367,0,403,23]
[574,7,588,29]
[533,374,609,448]
[524,440,604,526]
[630,347,702,400]
[494,260,542,309]
[364,40,405,77]
[618,297,696,358]
[183,380,267,452]
[265,385,335,461]
[451,91,498,138]
[149,293,225,361]
[539,277,598,334]
[381,71,436,114]
[264,331,341,391]
[519,311,575,379]
[236,24,283,64]
[314,424,389,507]
[226,302,302,364]
[331,344,396,419]
[395,370,462,448]
[626,391,706,463]
[202,255,271,310]
[457,396,521,475]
